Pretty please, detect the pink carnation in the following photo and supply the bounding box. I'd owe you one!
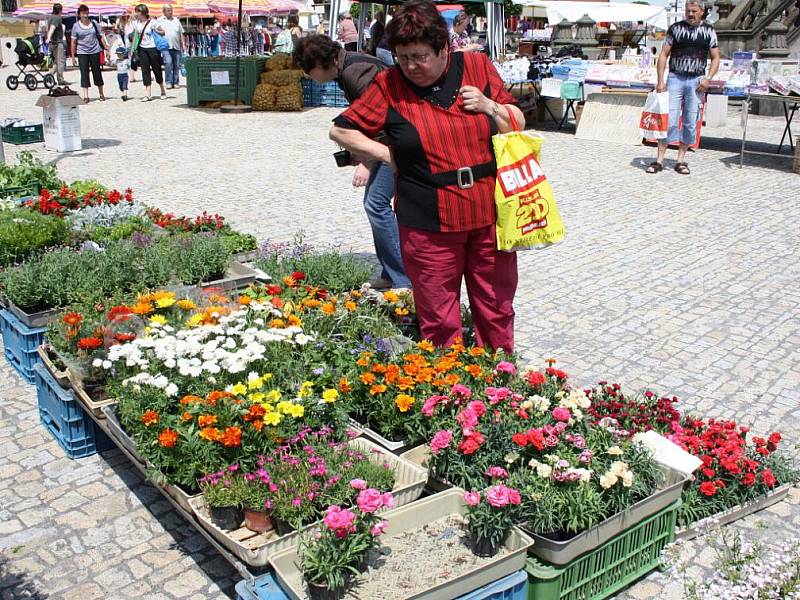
[552,407,572,422]
[485,466,509,479]
[508,488,522,505]
[456,408,479,429]
[467,400,487,418]
[495,361,517,375]
[429,430,453,454]
[451,384,472,398]
[370,520,388,536]
[485,484,516,508]
[382,492,395,509]
[349,478,367,490]
[422,395,446,417]
[323,506,356,537]
[357,488,385,514]
[464,491,481,506]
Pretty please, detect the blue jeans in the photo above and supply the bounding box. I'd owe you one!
[117,73,128,92]
[161,48,181,86]
[667,73,703,146]
[364,162,410,288]
[376,48,394,67]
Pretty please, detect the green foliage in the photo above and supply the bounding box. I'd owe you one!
[173,234,231,285]
[68,179,108,197]
[0,151,62,191]
[219,228,258,255]
[0,208,69,267]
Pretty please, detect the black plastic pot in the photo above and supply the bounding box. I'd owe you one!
[274,517,295,536]
[470,530,508,558]
[208,505,243,530]
[306,580,346,600]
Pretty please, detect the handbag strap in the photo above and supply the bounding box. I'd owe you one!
[506,106,520,132]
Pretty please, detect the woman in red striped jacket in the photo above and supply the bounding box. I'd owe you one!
[330,0,524,353]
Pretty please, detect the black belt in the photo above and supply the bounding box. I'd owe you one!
[428,161,496,189]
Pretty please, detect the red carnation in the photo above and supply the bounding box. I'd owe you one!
[768,432,782,446]
[527,429,546,451]
[458,431,485,455]
[699,481,717,497]
[291,271,306,282]
[741,472,756,486]
[761,469,777,488]
[701,467,716,479]
[511,433,528,447]
[526,371,546,386]
[545,367,568,380]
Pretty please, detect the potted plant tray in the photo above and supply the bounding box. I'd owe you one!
[187,436,427,567]
[269,488,534,600]
[70,372,116,418]
[232,250,259,264]
[199,261,258,293]
[400,444,452,493]
[7,302,62,329]
[100,405,147,466]
[37,344,71,388]
[675,483,794,542]
[524,464,690,566]
[348,417,409,454]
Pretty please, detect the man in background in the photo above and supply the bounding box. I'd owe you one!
[157,4,185,89]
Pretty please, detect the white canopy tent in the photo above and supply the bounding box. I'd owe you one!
[512,1,669,30]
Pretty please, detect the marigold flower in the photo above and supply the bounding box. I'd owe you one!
[180,394,202,405]
[176,299,197,310]
[395,394,415,412]
[77,337,103,351]
[206,390,231,405]
[181,411,193,422]
[199,427,223,442]
[62,312,84,327]
[338,377,352,393]
[264,412,282,426]
[322,389,339,403]
[417,340,434,352]
[321,303,336,315]
[369,384,388,396]
[158,429,179,448]
[141,410,159,426]
[198,415,218,428]
[359,372,377,385]
[221,426,242,447]
[396,376,415,391]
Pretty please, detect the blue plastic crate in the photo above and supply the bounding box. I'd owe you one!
[459,570,528,600]
[236,570,527,600]
[34,362,113,459]
[1,309,46,384]
[301,79,349,108]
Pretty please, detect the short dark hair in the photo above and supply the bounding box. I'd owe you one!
[77,4,89,14]
[135,3,149,16]
[52,3,62,14]
[386,0,449,53]
[287,15,299,27]
[293,34,340,73]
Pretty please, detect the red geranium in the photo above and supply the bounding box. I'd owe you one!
[545,367,568,380]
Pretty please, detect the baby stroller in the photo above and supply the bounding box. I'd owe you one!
[5,38,56,91]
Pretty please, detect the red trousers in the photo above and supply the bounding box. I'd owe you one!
[399,223,518,353]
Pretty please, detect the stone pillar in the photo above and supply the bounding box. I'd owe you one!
[574,14,600,59]
[759,19,790,57]
[715,0,735,23]
[551,18,574,52]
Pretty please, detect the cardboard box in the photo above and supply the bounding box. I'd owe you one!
[35,95,83,153]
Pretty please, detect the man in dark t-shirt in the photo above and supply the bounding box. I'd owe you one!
[646,0,720,175]
[46,3,67,85]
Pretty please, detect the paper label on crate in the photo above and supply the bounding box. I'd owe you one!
[633,430,703,475]
[210,71,230,85]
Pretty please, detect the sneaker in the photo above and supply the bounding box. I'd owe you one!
[367,277,393,291]
[141,96,151,102]
[160,93,167,99]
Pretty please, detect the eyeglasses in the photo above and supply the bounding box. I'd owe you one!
[393,52,431,66]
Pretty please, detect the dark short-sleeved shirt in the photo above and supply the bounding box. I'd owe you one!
[665,20,718,77]
[48,15,63,43]
[334,52,516,233]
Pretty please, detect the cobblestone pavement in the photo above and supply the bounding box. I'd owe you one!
[1,67,798,599]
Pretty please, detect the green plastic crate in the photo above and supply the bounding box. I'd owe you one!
[1,123,44,145]
[526,499,679,600]
[185,57,267,107]
[0,182,40,200]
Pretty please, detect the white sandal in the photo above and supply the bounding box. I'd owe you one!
[141,96,152,102]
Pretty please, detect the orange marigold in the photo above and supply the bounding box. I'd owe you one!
[158,428,179,448]
[356,356,371,368]
[180,394,202,405]
[321,303,336,315]
[338,377,353,393]
[359,372,376,385]
[371,363,387,374]
[198,414,218,428]
[206,390,231,405]
[396,376,415,391]
[395,394,415,413]
[221,426,242,447]
[181,411,193,422]
[252,419,264,431]
[469,347,486,357]
[444,373,461,386]
[465,364,484,378]
[199,427,222,442]
[141,410,159,426]
[244,404,266,421]
[369,384,388,396]
[62,312,83,327]
[417,340,435,352]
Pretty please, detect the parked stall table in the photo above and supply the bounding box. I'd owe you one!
[739,92,800,168]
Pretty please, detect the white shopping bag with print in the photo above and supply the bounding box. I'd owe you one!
[639,91,669,139]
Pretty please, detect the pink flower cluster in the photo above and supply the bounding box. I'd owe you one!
[464,484,521,509]
[355,487,394,514]
[422,394,449,417]
[430,430,453,454]
[323,506,357,538]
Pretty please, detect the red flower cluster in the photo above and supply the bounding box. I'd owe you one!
[587,382,681,437]
[28,186,133,217]
[670,418,782,497]
[146,207,225,232]
[457,430,485,455]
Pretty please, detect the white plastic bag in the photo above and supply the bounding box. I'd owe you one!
[639,91,669,139]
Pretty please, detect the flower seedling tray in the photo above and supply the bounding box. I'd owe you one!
[7,302,62,329]
[675,483,793,542]
[199,261,258,293]
[189,437,427,567]
[1,308,46,384]
[36,344,71,388]
[232,250,259,264]
[69,372,116,419]
[525,499,680,600]
[348,417,410,454]
[101,405,147,466]
[400,444,453,493]
[523,465,689,566]
[270,488,534,600]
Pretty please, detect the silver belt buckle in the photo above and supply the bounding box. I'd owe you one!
[457,167,474,189]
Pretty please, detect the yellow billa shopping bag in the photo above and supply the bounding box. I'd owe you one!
[492,131,565,252]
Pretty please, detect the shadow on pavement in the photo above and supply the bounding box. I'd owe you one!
[99,449,238,599]
[80,138,122,149]
[0,553,49,600]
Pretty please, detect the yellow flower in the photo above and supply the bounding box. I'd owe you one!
[298,381,314,398]
[321,389,339,403]
[186,313,204,327]
[288,403,305,418]
[264,411,282,426]
[259,402,274,413]
[395,394,415,412]
[248,377,264,390]
[344,301,357,312]
[417,340,434,352]
[248,391,265,403]
[155,296,176,308]
[395,307,409,316]
[269,318,286,329]
[229,383,247,396]
[176,299,196,310]
[276,401,293,414]
[287,314,302,327]
[149,315,167,325]
[265,390,282,403]
[383,291,399,303]
[262,373,273,381]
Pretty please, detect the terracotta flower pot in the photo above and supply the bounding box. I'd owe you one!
[243,509,274,534]
[208,505,243,531]
[306,580,346,600]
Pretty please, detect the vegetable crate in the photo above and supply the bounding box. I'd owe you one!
[1,123,44,145]
[0,182,40,201]
[185,57,267,107]
[34,362,113,459]
[0,309,46,384]
[301,80,349,108]
[235,570,528,600]
[525,499,680,600]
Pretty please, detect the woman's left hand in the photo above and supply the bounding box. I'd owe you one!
[459,86,491,114]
